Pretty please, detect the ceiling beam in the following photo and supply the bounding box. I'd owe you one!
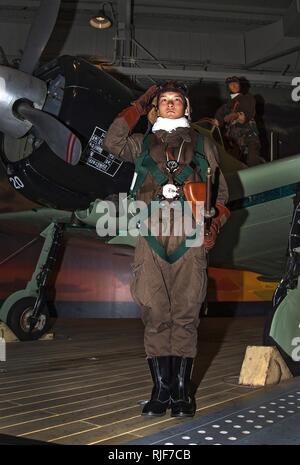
[113,66,293,85]
[245,1,300,68]
[0,1,284,26]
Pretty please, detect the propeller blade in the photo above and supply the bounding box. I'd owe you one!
[19,0,61,74]
[17,102,82,165]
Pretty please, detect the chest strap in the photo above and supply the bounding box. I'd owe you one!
[129,134,207,263]
[175,135,207,184]
[130,133,208,199]
[139,198,202,264]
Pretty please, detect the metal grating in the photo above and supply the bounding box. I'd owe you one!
[128,386,300,445]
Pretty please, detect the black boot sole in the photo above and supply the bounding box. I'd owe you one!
[171,412,195,418]
[141,399,170,417]
[141,411,167,417]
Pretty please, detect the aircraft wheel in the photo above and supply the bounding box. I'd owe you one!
[263,306,300,377]
[6,297,50,341]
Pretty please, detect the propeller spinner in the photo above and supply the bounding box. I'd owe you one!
[0,0,82,165]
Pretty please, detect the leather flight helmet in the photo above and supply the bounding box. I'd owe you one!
[148,80,191,124]
[225,75,240,85]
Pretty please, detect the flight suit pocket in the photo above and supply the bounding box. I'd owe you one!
[192,245,207,268]
[130,259,164,310]
[188,247,208,308]
[130,261,144,306]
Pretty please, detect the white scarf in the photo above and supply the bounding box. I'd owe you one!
[230,93,240,99]
[152,117,190,133]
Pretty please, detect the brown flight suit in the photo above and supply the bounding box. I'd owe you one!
[104,116,229,358]
[215,93,261,166]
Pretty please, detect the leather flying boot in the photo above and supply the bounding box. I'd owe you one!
[142,356,171,417]
[170,356,196,418]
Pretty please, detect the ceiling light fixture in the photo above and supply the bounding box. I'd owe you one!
[89,3,113,29]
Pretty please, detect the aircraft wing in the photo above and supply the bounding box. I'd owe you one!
[210,153,300,279]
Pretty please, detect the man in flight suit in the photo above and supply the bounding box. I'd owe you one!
[214,76,262,166]
[104,81,230,418]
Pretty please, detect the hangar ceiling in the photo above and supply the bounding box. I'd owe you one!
[0,0,299,87]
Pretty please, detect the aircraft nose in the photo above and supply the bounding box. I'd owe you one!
[0,65,47,139]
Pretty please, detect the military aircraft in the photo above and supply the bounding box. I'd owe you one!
[0,0,300,377]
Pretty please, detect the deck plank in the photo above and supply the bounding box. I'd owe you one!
[0,317,266,444]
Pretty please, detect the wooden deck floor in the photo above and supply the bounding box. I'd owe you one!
[0,316,266,445]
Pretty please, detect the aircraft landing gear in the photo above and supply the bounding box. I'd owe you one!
[263,199,300,376]
[0,222,65,341]
[6,296,50,341]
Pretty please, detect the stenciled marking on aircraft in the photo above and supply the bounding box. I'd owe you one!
[9,176,24,189]
[228,183,298,210]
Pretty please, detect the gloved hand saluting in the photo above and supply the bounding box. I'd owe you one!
[132,85,159,115]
